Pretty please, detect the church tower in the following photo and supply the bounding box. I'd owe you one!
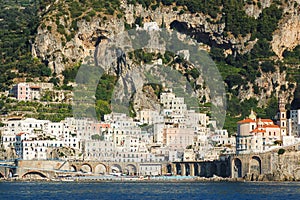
[278,97,287,136]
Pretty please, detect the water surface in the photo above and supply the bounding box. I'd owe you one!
[1,181,299,199]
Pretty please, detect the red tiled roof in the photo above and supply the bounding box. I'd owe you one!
[16,132,26,136]
[237,118,255,124]
[238,118,275,124]
[100,123,110,128]
[250,128,266,133]
[260,119,273,123]
[263,124,280,128]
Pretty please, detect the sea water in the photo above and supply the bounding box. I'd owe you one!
[1,181,300,199]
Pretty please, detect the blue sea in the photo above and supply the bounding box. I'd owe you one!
[1,181,300,199]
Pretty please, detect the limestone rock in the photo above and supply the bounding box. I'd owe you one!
[31,1,299,108]
[244,0,272,19]
[272,1,300,58]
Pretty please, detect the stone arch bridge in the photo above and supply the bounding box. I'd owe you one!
[231,143,300,179]
[1,143,300,180]
[1,160,231,179]
[164,160,230,177]
[68,161,139,175]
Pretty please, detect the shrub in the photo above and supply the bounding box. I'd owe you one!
[278,148,285,155]
[261,61,276,73]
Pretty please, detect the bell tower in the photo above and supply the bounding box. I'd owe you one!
[278,97,287,136]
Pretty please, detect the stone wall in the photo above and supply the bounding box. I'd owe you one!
[232,143,300,181]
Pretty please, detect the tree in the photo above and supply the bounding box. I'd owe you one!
[210,47,225,62]
[95,100,111,120]
[261,61,275,73]
[41,65,52,76]
[278,148,285,155]
[265,97,278,120]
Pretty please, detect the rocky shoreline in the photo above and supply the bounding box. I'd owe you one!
[1,175,298,183]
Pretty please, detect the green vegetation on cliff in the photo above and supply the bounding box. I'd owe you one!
[0,0,52,91]
[0,0,299,133]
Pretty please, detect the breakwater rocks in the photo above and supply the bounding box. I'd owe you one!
[245,172,300,182]
[2,174,300,182]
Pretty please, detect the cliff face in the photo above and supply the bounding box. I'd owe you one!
[32,14,125,74]
[32,0,299,107]
[272,1,300,59]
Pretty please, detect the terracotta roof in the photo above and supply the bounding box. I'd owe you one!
[237,118,255,124]
[238,118,275,124]
[263,124,280,128]
[260,119,273,123]
[100,123,110,128]
[250,128,266,133]
[16,132,26,136]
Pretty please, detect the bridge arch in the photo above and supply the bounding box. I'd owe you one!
[8,169,15,178]
[194,163,199,176]
[232,158,242,178]
[110,164,122,173]
[249,156,261,175]
[209,163,217,177]
[95,163,107,174]
[220,163,227,177]
[0,172,5,179]
[22,171,48,179]
[80,163,92,173]
[200,164,207,177]
[185,163,190,176]
[166,164,172,174]
[70,165,77,172]
[125,164,137,176]
[175,163,181,175]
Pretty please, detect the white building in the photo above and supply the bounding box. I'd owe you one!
[85,141,115,161]
[10,82,53,101]
[139,163,162,176]
[154,123,165,144]
[18,137,63,160]
[160,90,187,115]
[164,127,195,150]
[211,129,235,147]
[1,118,50,149]
[1,117,82,160]
[236,111,282,154]
[137,109,163,125]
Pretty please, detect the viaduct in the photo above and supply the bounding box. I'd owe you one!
[1,143,300,180]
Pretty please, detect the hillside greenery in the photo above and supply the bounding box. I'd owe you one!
[0,0,122,92]
[0,0,52,92]
[126,0,289,135]
[284,46,300,110]
[0,0,299,134]
[0,96,72,122]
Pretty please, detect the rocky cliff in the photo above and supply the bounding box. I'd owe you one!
[32,0,300,115]
[271,0,300,59]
